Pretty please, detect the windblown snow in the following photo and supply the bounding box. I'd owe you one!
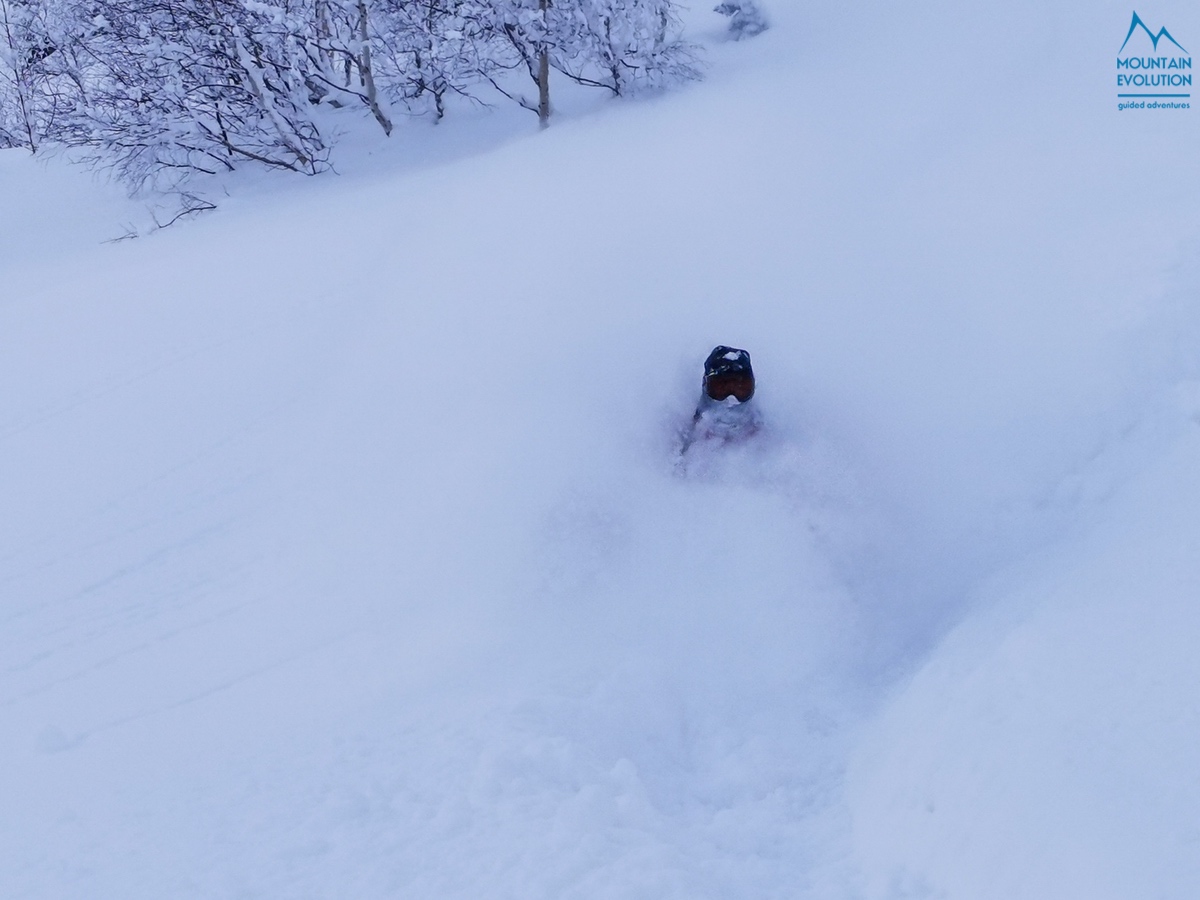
[3,1,1200,898]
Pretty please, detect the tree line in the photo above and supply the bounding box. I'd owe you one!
[0,0,698,189]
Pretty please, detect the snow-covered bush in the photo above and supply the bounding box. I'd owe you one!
[2,0,701,188]
[0,0,86,150]
[714,0,767,40]
[368,0,501,119]
[552,0,699,96]
[66,0,329,190]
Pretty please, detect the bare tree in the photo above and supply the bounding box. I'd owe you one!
[355,0,392,133]
[537,0,550,125]
[66,0,328,189]
[0,0,702,187]
[297,0,393,132]
[0,0,82,150]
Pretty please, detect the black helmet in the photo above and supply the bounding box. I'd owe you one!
[703,346,754,403]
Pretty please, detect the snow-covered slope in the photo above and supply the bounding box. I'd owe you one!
[3,1,1200,897]
[850,395,1200,898]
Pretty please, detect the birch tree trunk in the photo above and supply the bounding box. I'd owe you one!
[537,0,549,127]
[356,0,393,135]
[0,0,38,150]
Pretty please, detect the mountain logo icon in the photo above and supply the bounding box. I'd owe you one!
[1119,11,1188,54]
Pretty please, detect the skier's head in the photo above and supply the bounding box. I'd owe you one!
[703,346,754,403]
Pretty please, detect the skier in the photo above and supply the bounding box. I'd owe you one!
[680,345,761,455]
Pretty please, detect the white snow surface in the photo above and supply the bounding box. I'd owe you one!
[4,1,1200,897]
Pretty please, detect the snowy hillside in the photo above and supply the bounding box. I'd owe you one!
[4,1,1200,897]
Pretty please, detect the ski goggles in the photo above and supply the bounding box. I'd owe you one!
[704,371,755,403]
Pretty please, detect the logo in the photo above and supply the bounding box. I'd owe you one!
[1117,12,1191,109]
[1119,11,1187,53]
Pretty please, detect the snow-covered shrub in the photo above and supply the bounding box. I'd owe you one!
[0,0,86,150]
[714,0,767,40]
[552,0,700,96]
[68,0,329,190]
[368,0,502,119]
[2,0,703,188]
